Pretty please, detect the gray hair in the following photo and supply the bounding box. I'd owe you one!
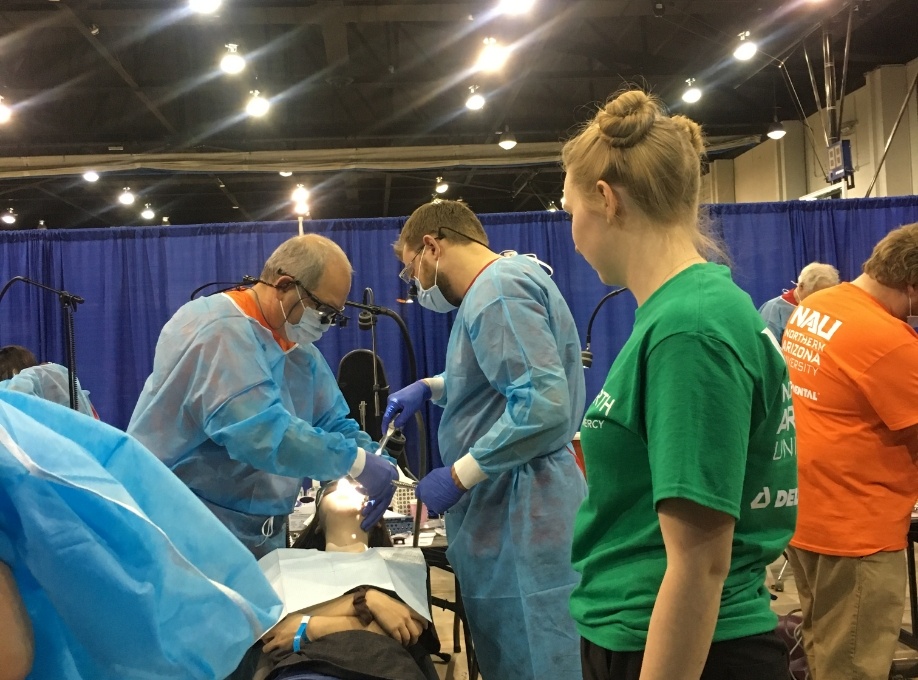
[260,234,352,289]
[797,262,840,294]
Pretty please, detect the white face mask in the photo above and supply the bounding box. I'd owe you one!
[415,257,456,313]
[907,291,918,329]
[283,303,329,345]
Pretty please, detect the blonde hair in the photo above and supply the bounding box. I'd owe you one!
[394,200,489,256]
[862,222,918,289]
[561,90,723,259]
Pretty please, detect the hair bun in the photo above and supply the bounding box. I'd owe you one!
[671,115,705,154]
[596,90,658,148]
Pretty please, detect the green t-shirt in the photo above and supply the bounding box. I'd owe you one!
[570,263,797,652]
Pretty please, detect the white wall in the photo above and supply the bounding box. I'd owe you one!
[712,57,918,204]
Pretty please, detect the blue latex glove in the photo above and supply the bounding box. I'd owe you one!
[355,452,398,530]
[382,380,432,432]
[416,466,466,515]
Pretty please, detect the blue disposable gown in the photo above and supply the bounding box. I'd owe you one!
[434,255,587,680]
[129,293,376,556]
[0,391,282,680]
[757,294,796,343]
[0,363,96,418]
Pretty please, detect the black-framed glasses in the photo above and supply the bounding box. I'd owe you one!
[398,245,424,283]
[278,269,349,327]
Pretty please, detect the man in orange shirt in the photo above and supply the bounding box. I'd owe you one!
[784,223,918,680]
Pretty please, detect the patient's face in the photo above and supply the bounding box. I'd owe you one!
[319,478,367,520]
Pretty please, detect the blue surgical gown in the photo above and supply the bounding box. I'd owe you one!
[434,255,587,680]
[0,391,282,680]
[128,293,376,556]
[0,363,96,418]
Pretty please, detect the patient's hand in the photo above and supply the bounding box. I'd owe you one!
[261,613,308,654]
[364,589,427,646]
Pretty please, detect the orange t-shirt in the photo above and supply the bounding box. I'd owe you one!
[224,289,295,352]
[783,283,918,556]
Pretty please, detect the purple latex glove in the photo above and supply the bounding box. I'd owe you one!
[416,466,466,515]
[382,380,432,432]
[355,453,398,530]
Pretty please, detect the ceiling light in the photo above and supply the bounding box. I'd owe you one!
[476,38,509,73]
[435,177,449,194]
[497,0,535,14]
[546,201,558,212]
[189,0,221,14]
[2,209,16,225]
[651,1,664,17]
[246,90,270,117]
[0,97,11,124]
[220,44,246,74]
[118,187,135,205]
[294,202,309,216]
[682,78,702,104]
[141,203,155,220]
[37,220,47,230]
[162,216,170,225]
[291,184,309,202]
[279,171,293,177]
[465,86,485,110]
[498,127,517,150]
[767,118,787,140]
[83,170,100,182]
[733,32,757,61]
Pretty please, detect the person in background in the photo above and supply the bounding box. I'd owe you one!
[129,234,397,558]
[758,262,839,342]
[0,345,37,381]
[783,223,918,680]
[0,390,282,680]
[561,89,796,680]
[382,199,587,680]
[1,361,97,419]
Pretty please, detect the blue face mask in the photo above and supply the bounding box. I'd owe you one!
[415,257,456,313]
[283,304,330,345]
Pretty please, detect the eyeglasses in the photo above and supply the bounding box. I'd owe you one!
[399,246,424,283]
[278,269,349,327]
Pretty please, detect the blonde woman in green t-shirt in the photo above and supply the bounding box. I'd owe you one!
[560,90,797,680]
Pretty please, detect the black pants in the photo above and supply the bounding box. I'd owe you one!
[581,631,793,680]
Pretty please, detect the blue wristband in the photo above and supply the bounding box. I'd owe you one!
[293,615,311,652]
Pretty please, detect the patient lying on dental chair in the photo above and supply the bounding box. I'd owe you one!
[234,478,440,680]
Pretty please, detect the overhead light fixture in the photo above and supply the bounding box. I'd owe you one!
[435,177,449,194]
[118,187,135,205]
[189,0,221,14]
[497,0,535,14]
[498,126,517,150]
[651,1,664,17]
[293,202,310,216]
[141,203,155,220]
[546,201,558,212]
[733,31,757,61]
[465,86,485,110]
[162,216,171,225]
[2,209,16,225]
[83,170,100,182]
[89,24,100,36]
[767,117,787,140]
[279,171,293,177]
[37,220,47,230]
[0,96,11,124]
[220,44,246,74]
[682,78,702,104]
[476,37,509,73]
[291,184,309,203]
[246,90,270,117]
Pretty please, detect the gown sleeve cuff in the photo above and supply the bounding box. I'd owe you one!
[453,453,488,489]
[348,447,367,477]
[423,376,445,401]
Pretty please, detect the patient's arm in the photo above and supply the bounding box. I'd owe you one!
[261,612,386,654]
[0,563,33,680]
[364,589,427,646]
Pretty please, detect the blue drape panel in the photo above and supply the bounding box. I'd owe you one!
[2,196,917,473]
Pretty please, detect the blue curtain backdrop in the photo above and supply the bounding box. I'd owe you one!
[2,195,917,473]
